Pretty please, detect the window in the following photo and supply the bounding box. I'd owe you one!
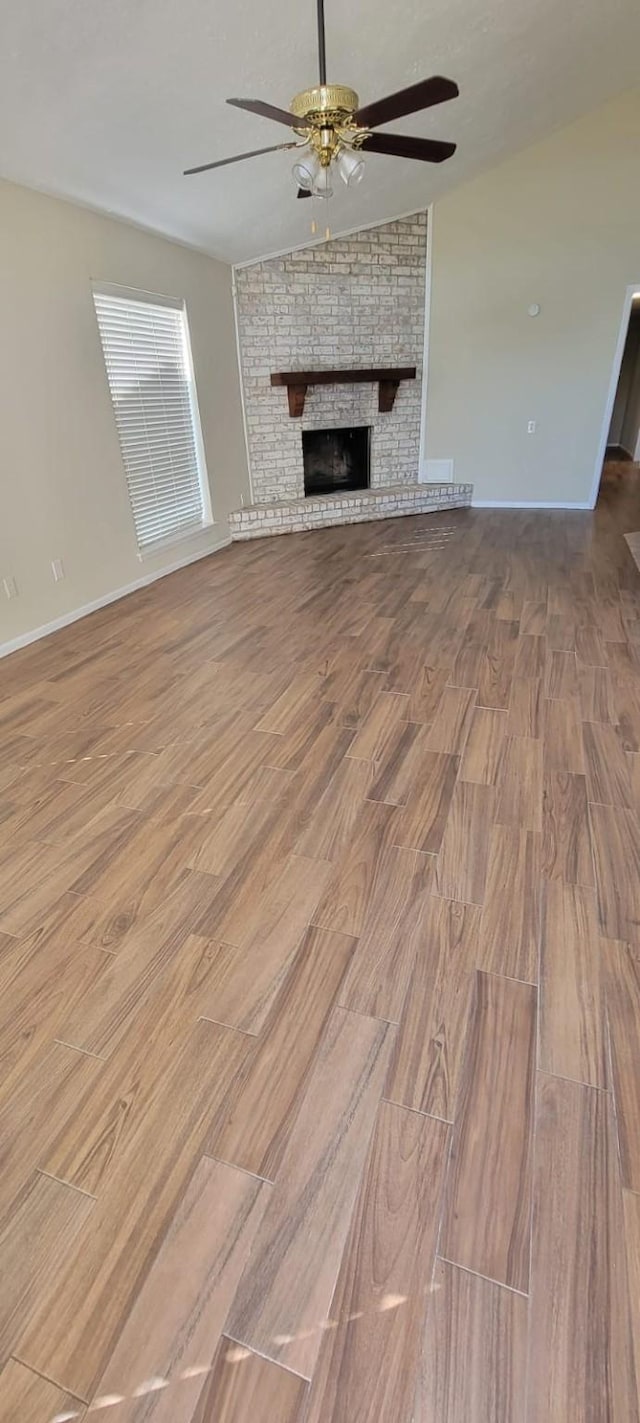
[93,287,211,552]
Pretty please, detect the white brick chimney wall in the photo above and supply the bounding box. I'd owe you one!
[234,212,428,505]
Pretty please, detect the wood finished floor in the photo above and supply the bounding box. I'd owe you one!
[2,460,640,1420]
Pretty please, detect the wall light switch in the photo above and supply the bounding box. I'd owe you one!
[527,421,536,434]
[51,558,65,582]
[2,575,18,599]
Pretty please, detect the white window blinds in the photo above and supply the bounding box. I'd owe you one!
[93,289,209,551]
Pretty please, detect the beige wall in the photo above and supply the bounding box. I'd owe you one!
[426,89,640,505]
[0,179,249,648]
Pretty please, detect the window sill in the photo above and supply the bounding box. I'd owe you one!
[136,519,216,563]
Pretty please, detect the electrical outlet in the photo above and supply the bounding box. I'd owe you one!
[2,575,18,599]
[51,558,65,582]
[527,420,536,434]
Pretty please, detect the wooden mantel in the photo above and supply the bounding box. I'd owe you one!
[270,366,417,418]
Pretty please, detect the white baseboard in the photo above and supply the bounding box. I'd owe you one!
[471,499,593,510]
[0,537,231,660]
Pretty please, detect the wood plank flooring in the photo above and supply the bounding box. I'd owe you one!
[1,461,640,1418]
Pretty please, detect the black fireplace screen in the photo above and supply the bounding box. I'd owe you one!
[303,426,371,497]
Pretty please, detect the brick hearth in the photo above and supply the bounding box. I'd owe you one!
[229,482,472,540]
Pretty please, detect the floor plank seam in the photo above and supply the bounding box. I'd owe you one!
[586,796,633,809]
[10,1354,88,1406]
[221,1334,310,1383]
[476,969,539,989]
[423,1108,457,1366]
[53,1038,108,1060]
[197,1014,256,1038]
[333,1001,400,1027]
[36,1169,98,1201]
[604,1008,625,1178]
[536,1067,611,1093]
[306,920,363,940]
[381,1097,453,1126]
[201,1153,272,1185]
[436,1256,530,1298]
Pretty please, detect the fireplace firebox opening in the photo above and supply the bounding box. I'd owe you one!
[303,426,371,497]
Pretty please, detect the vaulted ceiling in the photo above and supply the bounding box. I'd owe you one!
[1,0,639,264]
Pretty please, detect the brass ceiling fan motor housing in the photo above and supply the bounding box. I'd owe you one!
[290,85,365,164]
[290,84,359,123]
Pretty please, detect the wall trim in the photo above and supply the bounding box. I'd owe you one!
[232,203,430,269]
[231,271,254,504]
[417,205,434,482]
[471,499,592,510]
[0,537,231,661]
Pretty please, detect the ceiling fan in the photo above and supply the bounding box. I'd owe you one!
[184,0,458,200]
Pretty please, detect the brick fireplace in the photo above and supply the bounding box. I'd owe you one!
[230,211,471,538]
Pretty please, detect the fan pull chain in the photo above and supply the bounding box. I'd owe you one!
[309,188,331,240]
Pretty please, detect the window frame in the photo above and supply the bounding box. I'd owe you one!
[92,282,213,559]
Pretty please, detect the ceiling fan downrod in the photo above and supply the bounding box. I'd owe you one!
[317,0,327,86]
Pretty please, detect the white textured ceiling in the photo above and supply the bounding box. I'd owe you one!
[1,0,639,263]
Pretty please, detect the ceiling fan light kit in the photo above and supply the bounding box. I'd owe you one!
[183,0,459,212]
[336,147,366,187]
[292,151,320,191]
[288,83,369,197]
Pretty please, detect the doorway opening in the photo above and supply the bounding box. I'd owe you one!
[606,296,640,463]
[592,287,640,506]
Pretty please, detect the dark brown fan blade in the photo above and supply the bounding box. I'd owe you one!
[184,142,297,176]
[297,188,312,198]
[361,131,456,164]
[355,76,458,130]
[227,97,301,129]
